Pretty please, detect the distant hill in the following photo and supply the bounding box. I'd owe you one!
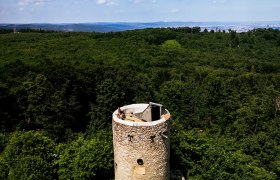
[0,21,280,32]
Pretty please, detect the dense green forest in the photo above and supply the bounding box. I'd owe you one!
[0,27,280,179]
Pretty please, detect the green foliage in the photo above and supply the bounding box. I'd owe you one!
[172,129,277,179]
[57,130,113,179]
[0,156,9,180]
[0,133,9,153]
[161,39,182,49]
[194,150,276,180]
[1,131,56,179]
[0,27,280,178]
[7,156,54,180]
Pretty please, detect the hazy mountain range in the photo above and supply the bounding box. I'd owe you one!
[1,21,280,33]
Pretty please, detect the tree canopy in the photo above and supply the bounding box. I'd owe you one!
[0,27,280,179]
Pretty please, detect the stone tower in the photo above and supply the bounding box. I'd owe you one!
[112,103,171,180]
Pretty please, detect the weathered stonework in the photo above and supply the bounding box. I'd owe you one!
[113,104,170,180]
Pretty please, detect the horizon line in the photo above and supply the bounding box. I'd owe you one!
[1,20,280,25]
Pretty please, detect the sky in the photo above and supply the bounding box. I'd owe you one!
[0,0,280,23]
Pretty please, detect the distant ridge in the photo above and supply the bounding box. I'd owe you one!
[1,21,280,33]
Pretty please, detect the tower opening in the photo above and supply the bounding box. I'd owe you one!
[137,159,144,165]
[151,103,161,121]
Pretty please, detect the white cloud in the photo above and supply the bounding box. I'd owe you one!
[18,0,47,6]
[18,0,31,6]
[18,0,47,10]
[212,0,228,4]
[133,0,157,4]
[96,0,117,6]
[96,0,107,4]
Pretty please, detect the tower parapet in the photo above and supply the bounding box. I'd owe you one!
[112,103,171,180]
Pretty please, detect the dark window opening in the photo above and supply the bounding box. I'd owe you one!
[137,159,144,165]
[151,104,161,121]
[128,135,133,141]
[150,135,156,142]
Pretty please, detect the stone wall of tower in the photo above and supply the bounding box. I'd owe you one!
[112,108,170,180]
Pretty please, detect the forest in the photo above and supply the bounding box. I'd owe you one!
[0,27,280,179]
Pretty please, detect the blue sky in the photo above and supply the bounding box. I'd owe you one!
[0,0,280,23]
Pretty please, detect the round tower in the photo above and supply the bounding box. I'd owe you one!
[112,103,171,180]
